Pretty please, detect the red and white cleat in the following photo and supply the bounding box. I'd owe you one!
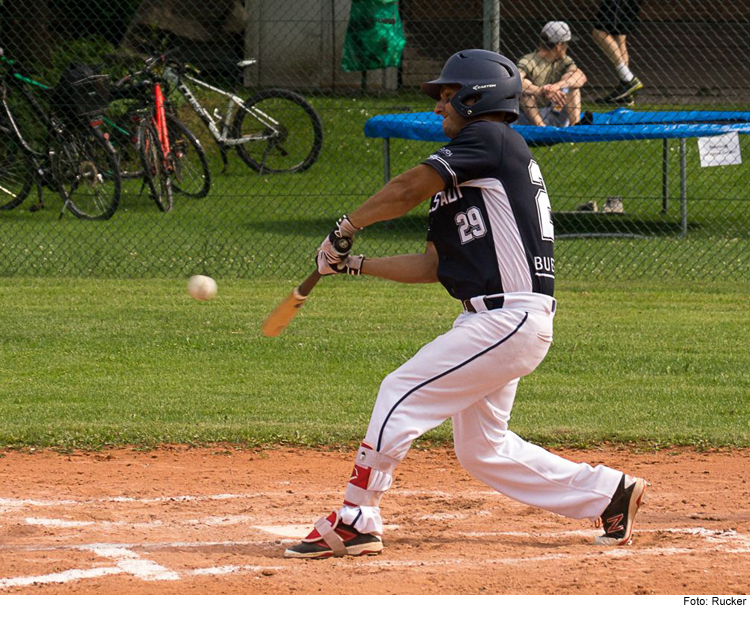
[284,510,384,559]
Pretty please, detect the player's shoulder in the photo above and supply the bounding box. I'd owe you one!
[459,119,513,140]
[517,51,537,68]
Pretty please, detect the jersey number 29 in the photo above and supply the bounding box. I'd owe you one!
[455,207,487,244]
[528,160,554,242]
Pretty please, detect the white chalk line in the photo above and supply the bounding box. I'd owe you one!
[1,525,747,591]
[457,527,750,552]
[0,566,122,589]
[24,514,265,530]
[0,540,289,589]
[0,489,495,513]
[1,489,748,590]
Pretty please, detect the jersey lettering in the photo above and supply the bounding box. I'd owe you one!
[431,186,464,212]
[533,255,555,278]
[455,207,487,244]
[528,159,554,242]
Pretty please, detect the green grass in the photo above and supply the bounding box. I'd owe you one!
[0,277,747,450]
[0,94,748,280]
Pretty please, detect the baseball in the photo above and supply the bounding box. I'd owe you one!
[187,275,217,301]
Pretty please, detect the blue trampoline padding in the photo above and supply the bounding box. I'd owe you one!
[590,108,750,125]
[363,111,750,146]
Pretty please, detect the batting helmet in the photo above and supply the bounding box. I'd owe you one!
[421,49,522,121]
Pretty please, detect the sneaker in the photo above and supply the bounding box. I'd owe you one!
[594,475,648,546]
[594,77,643,104]
[602,196,624,214]
[576,200,599,212]
[284,510,384,559]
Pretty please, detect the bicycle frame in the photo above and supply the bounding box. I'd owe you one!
[169,70,283,147]
[0,61,55,158]
[153,82,171,158]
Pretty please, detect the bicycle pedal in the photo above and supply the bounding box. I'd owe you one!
[28,202,45,213]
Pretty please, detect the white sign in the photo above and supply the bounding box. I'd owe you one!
[697,132,742,167]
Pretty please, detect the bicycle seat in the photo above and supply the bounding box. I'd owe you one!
[237,60,257,68]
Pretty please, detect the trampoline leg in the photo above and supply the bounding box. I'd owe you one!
[679,138,688,237]
[662,139,669,214]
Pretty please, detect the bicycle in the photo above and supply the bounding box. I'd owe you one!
[107,54,211,211]
[156,54,323,174]
[0,52,121,220]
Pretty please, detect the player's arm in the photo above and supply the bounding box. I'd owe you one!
[316,163,444,275]
[518,69,546,126]
[347,164,444,228]
[558,66,587,89]
[519,69,543,97]
[358,241,439,284]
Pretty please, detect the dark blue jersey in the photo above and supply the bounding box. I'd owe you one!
[422,120,555,300]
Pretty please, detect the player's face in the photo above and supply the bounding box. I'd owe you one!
[434,85,470,138]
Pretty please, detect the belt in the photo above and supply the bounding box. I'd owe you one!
[461,292,556,314]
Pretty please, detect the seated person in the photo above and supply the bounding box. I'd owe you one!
[516,21,587,127]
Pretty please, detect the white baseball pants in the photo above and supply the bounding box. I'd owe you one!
[339,293,623,536]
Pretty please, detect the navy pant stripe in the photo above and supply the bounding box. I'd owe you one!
[376,313,528,451]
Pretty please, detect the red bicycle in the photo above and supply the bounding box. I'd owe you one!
[136,62,174,212]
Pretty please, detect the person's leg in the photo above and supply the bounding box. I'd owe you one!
[591,27,625,69]
[345,308,550,533]
[519,93,545,126]
[564,88,581,125]
[616,34,629,67]
[453,377,622,520]
[286,305,553,557]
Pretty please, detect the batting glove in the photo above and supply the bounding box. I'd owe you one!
[316,251,365,276]
[319,215,361,265]
[334,254,365,276]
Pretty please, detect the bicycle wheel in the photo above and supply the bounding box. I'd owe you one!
[0,128,34,210]
[232,88,323,174]
[166,113,210,198]
[52,125,122,220]
[138,120,173,212]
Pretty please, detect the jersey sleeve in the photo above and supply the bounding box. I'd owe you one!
[421,123,501,191]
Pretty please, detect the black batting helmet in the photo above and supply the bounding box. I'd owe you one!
[421,49,522,122]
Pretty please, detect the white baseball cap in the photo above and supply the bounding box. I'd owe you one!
[541,21,575,44]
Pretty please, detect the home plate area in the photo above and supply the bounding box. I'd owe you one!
[0,447,748,594]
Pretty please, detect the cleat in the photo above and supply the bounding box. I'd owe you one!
[602,196,624,214]
[284,510,383,559]
[576,200,599,212]
[594,475,648,546]
[594,77,643,104]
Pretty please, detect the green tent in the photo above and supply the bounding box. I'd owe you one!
[341,0,406,72]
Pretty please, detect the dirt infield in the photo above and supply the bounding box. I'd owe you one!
[0,446,748,595]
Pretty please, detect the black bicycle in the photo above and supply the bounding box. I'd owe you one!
[0,52,121,220]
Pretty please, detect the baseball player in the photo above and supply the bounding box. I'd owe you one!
[285,49,647,559]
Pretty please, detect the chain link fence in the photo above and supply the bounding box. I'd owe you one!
[0,0,748,280]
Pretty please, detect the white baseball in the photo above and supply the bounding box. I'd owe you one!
[187,275,217,301]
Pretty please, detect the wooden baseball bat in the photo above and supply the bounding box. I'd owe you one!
[261,237,351,337]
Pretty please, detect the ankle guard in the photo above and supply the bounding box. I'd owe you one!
[344,442,399,507]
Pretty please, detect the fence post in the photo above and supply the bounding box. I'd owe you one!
[483,0,500,53]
